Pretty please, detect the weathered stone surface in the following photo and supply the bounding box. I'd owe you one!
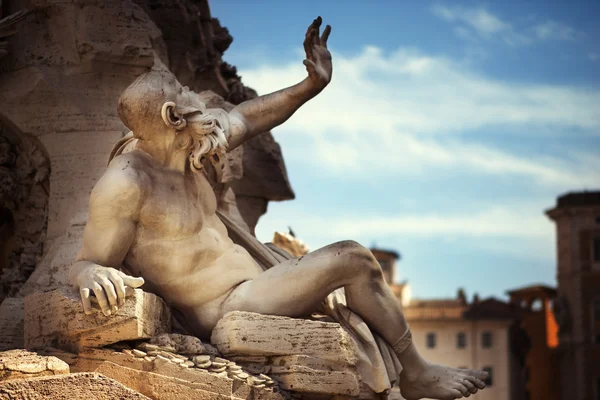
[0,349,69,381]
[24,287,170,351]
[0,372,149,399]
[0,298,24,350]
[89,361,249,400]
[270,365,359,396]
[211,312,358,365]
[73,349,233,396]
[18,217,85,297]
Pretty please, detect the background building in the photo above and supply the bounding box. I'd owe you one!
[546,191,600,400]
[507,285,559,400]
[403,292,519,400]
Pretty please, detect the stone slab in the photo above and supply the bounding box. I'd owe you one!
[0,372,149,399]
[73,349,233,396]
[24,287,170,351]
[92,361,235,400]
[211,312,357,365]
[270,365,359,396]
[0,298,24,351]
[0,349,69,381]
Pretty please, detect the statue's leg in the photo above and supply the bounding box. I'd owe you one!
[222,240,487,400]
[222,240,407,342]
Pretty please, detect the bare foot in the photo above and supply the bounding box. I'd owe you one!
[399,363,488,400]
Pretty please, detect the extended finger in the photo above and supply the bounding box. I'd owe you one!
[109,274,126,307]
[321,25,331,46]
[313,16,322,43]
[304,29,316,59]
[91,282,111,316]
[119,272,145,288]
[80,287,92,315]
[99,277,118,311]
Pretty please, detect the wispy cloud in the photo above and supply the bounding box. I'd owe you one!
[239,46,600,188]
[431,4,582,46]
[432,4,510,37]
[589,52,600,62]
[533,20,581,41]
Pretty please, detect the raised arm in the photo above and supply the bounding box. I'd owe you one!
[226,17,332,150]
[69,155,145,316]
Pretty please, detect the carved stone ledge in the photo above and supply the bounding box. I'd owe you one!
[211,312,360,397]
[24,287,171,352]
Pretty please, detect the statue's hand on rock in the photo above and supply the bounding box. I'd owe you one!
[303,16,332,91]
[73,264,144,316]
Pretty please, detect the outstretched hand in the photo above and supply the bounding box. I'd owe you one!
[74,264,144,316]
[303,16,332,90]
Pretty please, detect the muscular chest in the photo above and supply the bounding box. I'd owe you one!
[139,171,217,238]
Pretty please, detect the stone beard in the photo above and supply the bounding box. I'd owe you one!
[167,104,229,171]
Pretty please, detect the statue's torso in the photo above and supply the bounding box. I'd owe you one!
[118,152,263,335]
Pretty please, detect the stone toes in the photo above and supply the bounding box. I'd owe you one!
[462,379,477,394]
[467,375,486,389]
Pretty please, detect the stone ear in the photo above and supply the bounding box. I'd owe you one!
[161,101,187,131]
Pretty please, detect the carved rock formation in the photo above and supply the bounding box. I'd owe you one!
[0,0,294,299]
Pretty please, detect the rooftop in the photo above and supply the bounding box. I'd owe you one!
[554,191,600,208]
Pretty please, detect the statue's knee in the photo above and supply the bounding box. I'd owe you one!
[333,240,382,279]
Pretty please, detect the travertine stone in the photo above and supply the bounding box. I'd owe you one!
[0,298,24,350]
[92,361,236,400]
[0,349,69,381]
[270,365,359,396]
[24,287,170,351]
[211,312,358,365]
[0,372,149,399]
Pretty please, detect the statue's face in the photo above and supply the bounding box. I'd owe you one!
[163,81,227,170]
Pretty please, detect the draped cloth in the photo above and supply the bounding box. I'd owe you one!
[108,133,402,394]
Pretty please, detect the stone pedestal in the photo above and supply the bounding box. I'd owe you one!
[211,312,361,397]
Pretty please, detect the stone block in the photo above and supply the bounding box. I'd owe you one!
[0,349,69,381]
[0,372,149,399]
[0,298,24,351]
[24,287,170,351]
[91,361,235,400]
[270,365,359,396]
[211,312,358,365]
[73,349,233,396]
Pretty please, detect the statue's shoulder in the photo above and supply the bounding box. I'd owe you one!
[95,152,150,202]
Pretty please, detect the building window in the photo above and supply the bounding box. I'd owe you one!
[482,331,493,348]
[457,332,467,349]
[426,332,436,348]
[483,366,493,387]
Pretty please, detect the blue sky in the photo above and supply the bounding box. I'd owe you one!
[211,1,600,300]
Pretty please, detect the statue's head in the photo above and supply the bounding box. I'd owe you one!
[117,70,227,168]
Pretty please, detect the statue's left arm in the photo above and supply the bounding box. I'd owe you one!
[226,17,332,150]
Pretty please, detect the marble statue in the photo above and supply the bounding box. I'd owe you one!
[69,17,487,400]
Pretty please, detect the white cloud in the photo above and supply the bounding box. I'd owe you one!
[431,4,581,46]
[432,4,509,37]
[238,47,600,188]
[589,52,600,62]
[256,203,554,260]
[533,20,580,41]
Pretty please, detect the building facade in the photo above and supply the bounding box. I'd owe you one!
[404,294,519,400]
[546,191,600,400]
[507,285,560,400]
